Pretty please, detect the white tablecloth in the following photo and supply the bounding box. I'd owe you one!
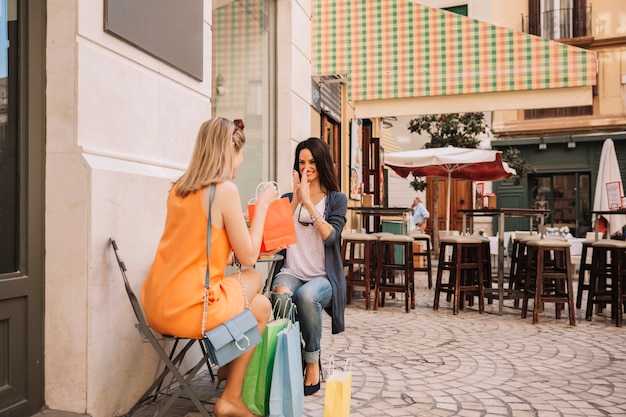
[567,238,585,257]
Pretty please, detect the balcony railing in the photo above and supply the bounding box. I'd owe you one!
[522,5,592,40]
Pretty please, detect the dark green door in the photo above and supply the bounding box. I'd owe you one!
[0,1,45,416]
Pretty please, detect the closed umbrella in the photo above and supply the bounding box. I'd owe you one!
[593,138,626,236]
[384,146,515,231]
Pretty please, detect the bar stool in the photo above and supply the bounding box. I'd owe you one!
[575,233,596,309]
[341,231,378,310]
[521,239,576,325]
[509,234,541,307]
[433,235,486,315]
[475,235,493,302]
[376,234,415,313]
[409,230,433,289]
[585,239,626,327]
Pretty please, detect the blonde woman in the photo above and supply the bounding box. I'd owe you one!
[142,117,275,417]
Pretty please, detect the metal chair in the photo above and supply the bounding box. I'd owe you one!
[110,238,213,417]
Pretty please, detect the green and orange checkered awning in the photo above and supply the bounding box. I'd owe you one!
[313,0,597,117]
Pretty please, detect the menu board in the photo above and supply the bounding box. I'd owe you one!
[606,181,622,209]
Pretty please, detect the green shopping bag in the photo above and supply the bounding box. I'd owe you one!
[242,300,294,416]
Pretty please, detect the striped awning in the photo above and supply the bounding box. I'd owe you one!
[313,1,597,117]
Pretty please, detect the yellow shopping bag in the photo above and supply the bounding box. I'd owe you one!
[323,357,352,417]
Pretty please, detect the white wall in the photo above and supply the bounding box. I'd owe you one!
[46,1,305,415]
[45,1,228,416]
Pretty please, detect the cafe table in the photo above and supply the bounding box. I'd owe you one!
[257,254,284,296]
[590,209,626,241]
[459,208,550,314]
[347,206,413,233]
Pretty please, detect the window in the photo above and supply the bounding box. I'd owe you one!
[211,1,275,203]
[530,173,591,237]
[0,0,17,273]
[443,5,468,16]
[526,0,589,39]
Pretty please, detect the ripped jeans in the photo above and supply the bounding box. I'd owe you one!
[271,273,332,364]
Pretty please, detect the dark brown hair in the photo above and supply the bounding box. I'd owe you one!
[292,137,339,193]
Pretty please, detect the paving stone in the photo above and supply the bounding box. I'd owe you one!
[39,271,626,417]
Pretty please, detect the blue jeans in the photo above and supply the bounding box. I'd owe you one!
[271,274,332,364]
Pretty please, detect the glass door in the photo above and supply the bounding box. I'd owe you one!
[530,172,590,237]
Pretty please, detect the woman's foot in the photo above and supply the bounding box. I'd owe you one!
[303,361,321,396]
[213,397,256,417]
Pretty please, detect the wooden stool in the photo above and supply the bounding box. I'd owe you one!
[341,231,378,310]
[508,234,540,307]
[475,235,493,303]
[575,238,594,309]
[376,234,415,313]
[433,236,486,315]
[585,240,626,327]
[521,239,575,325]
[409,230,433,289]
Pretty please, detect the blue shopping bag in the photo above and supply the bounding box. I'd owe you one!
[268,320,304,417]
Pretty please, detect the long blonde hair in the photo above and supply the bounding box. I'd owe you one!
[175,117,245,197]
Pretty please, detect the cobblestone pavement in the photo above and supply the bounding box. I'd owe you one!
[128,272,626,417]
[41,272,626,417]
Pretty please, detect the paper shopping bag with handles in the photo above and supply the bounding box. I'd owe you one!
[242,300,295,416]
[247,182,297,252]
[323,356,352,417]
[268,319,304,417]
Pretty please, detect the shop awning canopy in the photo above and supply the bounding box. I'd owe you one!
[312,0,597,118]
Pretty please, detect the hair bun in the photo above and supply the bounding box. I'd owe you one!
[233,119,245,131]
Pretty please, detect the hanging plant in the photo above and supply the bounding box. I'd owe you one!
[410,176,428,192]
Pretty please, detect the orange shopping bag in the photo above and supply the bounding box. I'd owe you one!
[248,182,297,252]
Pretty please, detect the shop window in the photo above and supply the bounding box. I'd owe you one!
[211,0,275,203]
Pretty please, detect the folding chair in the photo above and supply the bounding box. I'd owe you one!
[110,238,214,417]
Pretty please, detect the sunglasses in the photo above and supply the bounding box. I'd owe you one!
[297,205,324,226]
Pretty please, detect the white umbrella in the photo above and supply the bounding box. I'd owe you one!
[592,138,626,236]
[384,146,515,231]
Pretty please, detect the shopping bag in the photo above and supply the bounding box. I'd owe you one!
[248,182,297,252]
[268,320,304,417]
[323,356,352,417]
[242,300,294,416]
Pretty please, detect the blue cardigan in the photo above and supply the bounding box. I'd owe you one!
[271,191,347,334]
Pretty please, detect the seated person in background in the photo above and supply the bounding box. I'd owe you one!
[412,197,430,232]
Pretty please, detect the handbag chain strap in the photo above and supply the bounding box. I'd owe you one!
[201,184,250,336]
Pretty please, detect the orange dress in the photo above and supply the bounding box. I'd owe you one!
[141,188,246,339]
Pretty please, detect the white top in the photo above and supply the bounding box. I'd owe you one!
[279,198,327,281]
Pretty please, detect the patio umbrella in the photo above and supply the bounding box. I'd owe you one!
[592,138,626,236]
[384,146,516,231]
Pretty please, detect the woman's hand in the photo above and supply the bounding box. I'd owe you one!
[297,170,312,206]
[257,182,278,208]
[292,170,302,205]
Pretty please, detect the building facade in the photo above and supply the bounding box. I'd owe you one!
[490,0,626,236]
[0,1,343,417]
